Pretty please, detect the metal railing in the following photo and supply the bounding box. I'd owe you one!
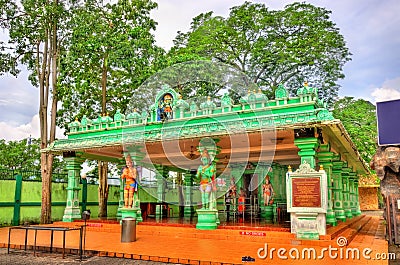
[0,168,68,183]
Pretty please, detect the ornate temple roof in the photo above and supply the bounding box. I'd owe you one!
[45,84,369,175]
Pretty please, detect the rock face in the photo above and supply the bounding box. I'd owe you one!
[371,146,400,197]
[370,145,400,244]
[358,187,379,210]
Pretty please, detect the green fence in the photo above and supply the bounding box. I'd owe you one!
[0,171,121,226]
[0,168,68,182]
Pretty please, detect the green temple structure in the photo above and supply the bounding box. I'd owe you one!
[46,83,368,236]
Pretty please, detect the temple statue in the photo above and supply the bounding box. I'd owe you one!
[262,175,274,206]
[157,93,174,121]
[120,155,138,208]
[196,138,218,210]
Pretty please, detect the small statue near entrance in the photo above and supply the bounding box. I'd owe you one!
[262,175,274,206]
[120,155,138,208]
[228,177,237,198]
[225,177,237,221]
[196,148,217,210]
[157,93,174,121]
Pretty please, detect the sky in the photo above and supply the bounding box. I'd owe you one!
[0,0,399,141]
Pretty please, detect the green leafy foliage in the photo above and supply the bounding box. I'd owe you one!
[0,138,40,170]
[57,0,164,128]
[0,138,65,171]
[332,97,377,165]
[172,2,351,105]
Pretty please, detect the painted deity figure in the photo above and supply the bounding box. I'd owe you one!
[262,176,274,206]
[225,177,237,221]
[120,156,138,208]
[158,93,173,121]
[228,177,237,198]
[196,148,216,209]
[238,188,246,217]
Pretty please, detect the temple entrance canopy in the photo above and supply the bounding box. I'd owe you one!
[46,82,369,229]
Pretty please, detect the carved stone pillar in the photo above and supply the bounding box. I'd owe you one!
[116,160,126,220]
[270,163,281,202]
[317,144,337,226]
[294,137,319,169]
[63,156,84,222]
[332,155,346,222]
[354,178,362,216]
[349,172,357,216]
[341,164,353,219]
[155,166,167,218]
[184,172,195,217]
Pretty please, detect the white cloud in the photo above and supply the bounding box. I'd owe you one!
[371,77,400,102]
[152,0,280,50]
[0,114,65,142]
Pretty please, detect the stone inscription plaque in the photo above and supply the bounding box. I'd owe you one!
[292,177,321,207]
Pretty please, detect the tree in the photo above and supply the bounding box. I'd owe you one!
[0,137,66,173]
[172,2,351,105]
[58,0,163,123]
[332,97,377,165]
[0,0,69,223]
[0,138,40,170]
[57,0,162,217]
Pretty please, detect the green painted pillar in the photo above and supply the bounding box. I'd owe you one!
[294,137,319,169]
[184,172,195,217]
[317,144,337,226]
[155,166,166,218]
[354,179,362,216]
[349,172,357,216]
[230,163,245,191]
[341,165,353,219]
[116,160,126,220]
[332,156,346,222]
[280,165,287,202]
[63,156,84,222]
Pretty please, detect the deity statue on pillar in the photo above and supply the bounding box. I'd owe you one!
[157,93,174,121]
[262,175,274,206]
[196,138,218,210]
[196,148,216,209]
[120,155,138,208]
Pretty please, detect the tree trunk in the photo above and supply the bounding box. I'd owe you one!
[40,1,58,223]
[40,153,54,224]
[101,54,108,115]
[98,53,109,218]
[38,24,52,224]
[98,161,109,218]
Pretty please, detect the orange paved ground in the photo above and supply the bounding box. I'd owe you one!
[0,215,390,265]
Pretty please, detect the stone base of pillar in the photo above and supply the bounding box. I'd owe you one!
[351,207,358,216]
[345,209,353,219]
[260,205,274,222]
[290,212,325,240]
[196,209,218,230]
[184,206,195,217]
[326,209,337,226]
[120,207,141,223]
[335,210,346,222]
[117,203,126,220]
[62,207,81,222]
